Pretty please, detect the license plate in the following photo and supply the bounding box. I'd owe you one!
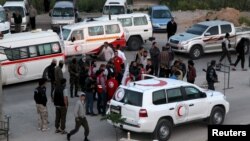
[110,105,121,114]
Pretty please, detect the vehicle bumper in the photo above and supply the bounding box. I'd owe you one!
[169,43,189,53]
[10,24,27,32]
[107,119,154,133]
[153,27,167,32]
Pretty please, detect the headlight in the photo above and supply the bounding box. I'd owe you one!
[180,41,189,45]
[152,23,160,28]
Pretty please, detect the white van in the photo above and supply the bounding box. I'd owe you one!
[0,5,10,35]
[62,20,126,56]
[50,0,76,31]
[103,0,132,15]
[0,30,65,85]
[94,13,153,50]
[3,0,29,31]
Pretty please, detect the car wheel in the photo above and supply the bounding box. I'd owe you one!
[128,36,142,51]
[189,45,203,59]
[243,40,249,54]
[42,67,50,81]
[153,119,172,141]
[209,107,225,125]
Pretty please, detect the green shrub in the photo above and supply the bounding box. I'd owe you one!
[239,16,250,26]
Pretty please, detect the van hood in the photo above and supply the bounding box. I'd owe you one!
[169,32,200,43]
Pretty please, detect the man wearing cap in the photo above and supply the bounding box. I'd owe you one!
[67,92,90,141]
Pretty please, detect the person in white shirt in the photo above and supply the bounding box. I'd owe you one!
[98,42,114,61]
[117,45,126,63]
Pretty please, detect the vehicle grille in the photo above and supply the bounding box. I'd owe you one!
[1,30,10,34]
[170,39,179,44]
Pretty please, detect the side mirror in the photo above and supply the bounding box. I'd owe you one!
[201,92,207,98]
[204,32,211,36]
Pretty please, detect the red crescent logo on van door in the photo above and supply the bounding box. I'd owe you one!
[137,80,167,87]
[14,63,28,79]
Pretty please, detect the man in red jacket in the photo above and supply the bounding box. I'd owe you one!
[106,73,119,101]
[113,50,124,84]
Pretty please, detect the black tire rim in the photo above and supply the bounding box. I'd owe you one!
[213,111,223,124]
[159,124,169,139]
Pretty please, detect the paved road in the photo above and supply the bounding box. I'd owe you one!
[2,13,250,141]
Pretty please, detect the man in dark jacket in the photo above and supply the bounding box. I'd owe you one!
[85,75,97,116]
[47,59,57,98]
[34,78,49,131]
[13,11,22,33]
[68,58,80,98]
[167,17,177,39]
[206,60,218,90]
[149,42,160,76]
[232,38,247,71]
[55,60,64,87]
[53,78,68,134]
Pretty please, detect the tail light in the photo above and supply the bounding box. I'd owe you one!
[139,109,148,118]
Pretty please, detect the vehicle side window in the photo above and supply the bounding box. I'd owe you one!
[29,46,38,57]
[134,17,148,26]
[206,26,219,35]
[38,44,52,55]
[19,47,28,59]
[118,18,132,27]
[88,26,104,36]
[184,87,201,100]
[153,90,166,105]
[71,30,84,41]
[12,49,20,60]
[167,88,183,103]
[105,24,120,34]
[221,24,232,34]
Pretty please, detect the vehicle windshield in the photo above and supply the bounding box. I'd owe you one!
[52,7,74,17]
[0,10,6,22]
[113,88,143,107]
[153,10,171,19]
[186,24,208,35]
[103,6,125,15]
[4,6,25,17]
[62,28,71,40]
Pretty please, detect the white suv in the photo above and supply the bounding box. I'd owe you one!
[107,78,230,141]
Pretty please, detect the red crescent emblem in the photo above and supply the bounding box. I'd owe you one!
[137,80,167,87]
[17,66,22,75]
[74,45,79,52]
[177,106,183,117]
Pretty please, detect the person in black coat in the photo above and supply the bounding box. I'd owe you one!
[206,60,218,90]
[167,17,177,39]
[232,38,247,71]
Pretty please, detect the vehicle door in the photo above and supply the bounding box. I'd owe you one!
[117,17,133,41]
[166,87,187,124]
[87,25,105,54]
[110,88,143,127]
[104,23,124,48]
[220,24,235,50]
[133,16,152,40]
[203,25,220,52]
[181,86,207,121]
[64,29,85,56]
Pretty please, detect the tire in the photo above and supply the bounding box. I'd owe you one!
[208,107,225,125]
[243,40,250,54]
[128,36,142,51]
[189,45,203,59]
[42,67,50,81]
[153,119,172,141]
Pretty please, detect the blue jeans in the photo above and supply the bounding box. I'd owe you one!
[86,92,94,114]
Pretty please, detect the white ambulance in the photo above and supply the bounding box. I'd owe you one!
[107,77,230,141]
[62,20,126,56]
[0,30,64,85]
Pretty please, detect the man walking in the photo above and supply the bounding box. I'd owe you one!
[68,58,80,98]
[167,17,177,39]
[67,92,90,141]
[206,60,218,90]
[29,5,37,30]
[232,38,247,71]
[53,78,68,134]
[34,78,49,131]
[13,11,22,33]
[219,33,232,65]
